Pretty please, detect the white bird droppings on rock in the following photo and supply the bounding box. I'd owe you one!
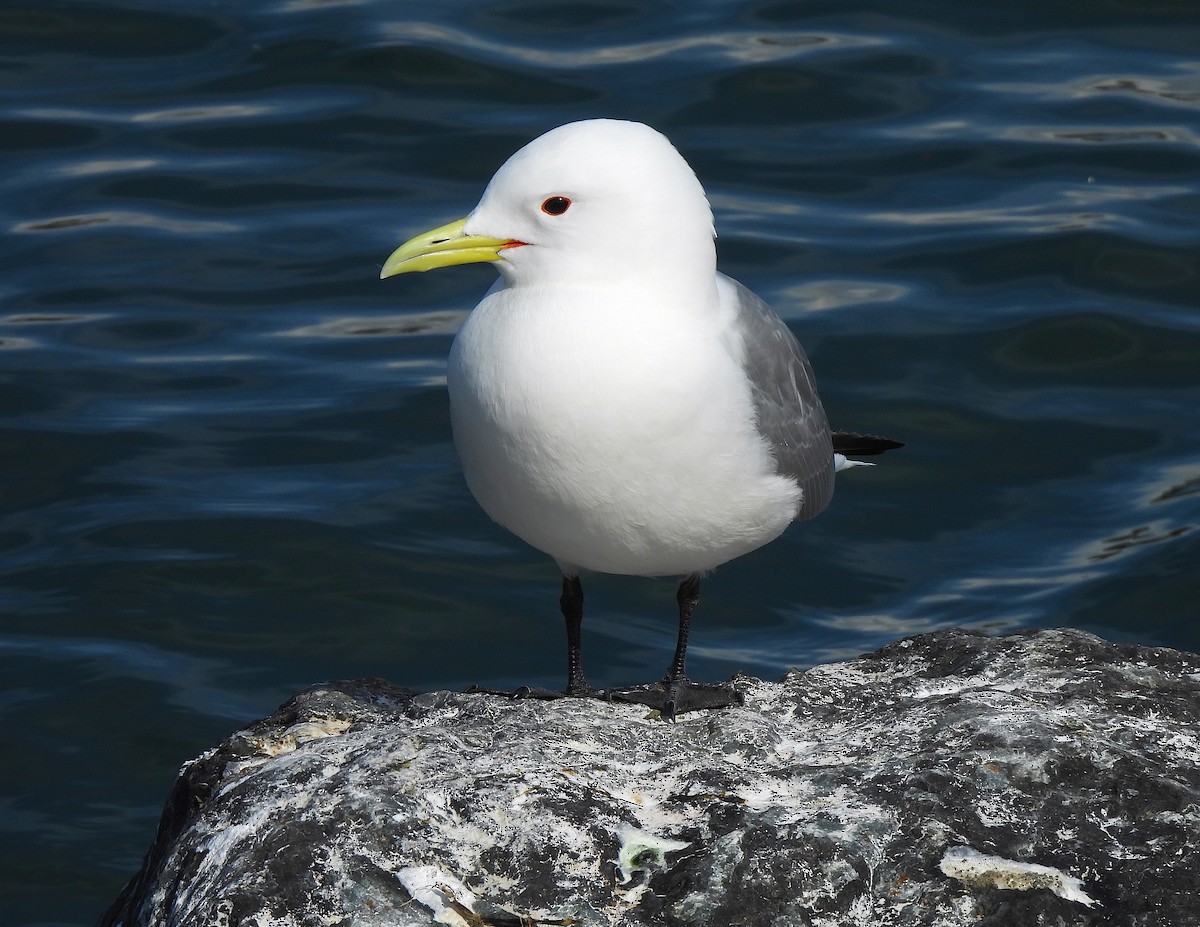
[940,845,1097,907]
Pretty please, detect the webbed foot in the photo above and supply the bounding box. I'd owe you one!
[608,678,743,722]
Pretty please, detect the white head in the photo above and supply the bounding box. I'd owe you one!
[469,120,716,285]
[381,120,717,290]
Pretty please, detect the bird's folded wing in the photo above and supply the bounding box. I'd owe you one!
[723,274,835,522]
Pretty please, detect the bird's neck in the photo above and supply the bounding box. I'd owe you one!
[501,241,719,307]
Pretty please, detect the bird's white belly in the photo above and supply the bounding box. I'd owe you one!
[447,285,801,577]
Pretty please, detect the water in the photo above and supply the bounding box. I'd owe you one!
[2,1,1198,923]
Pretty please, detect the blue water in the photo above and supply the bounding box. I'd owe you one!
[2,2,1198,923]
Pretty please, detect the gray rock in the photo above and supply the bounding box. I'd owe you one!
[99,629,1200,926]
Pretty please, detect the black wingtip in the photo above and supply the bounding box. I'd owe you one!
[831,431,905,455]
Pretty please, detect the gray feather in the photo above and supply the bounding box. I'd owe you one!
[724,275,834,522]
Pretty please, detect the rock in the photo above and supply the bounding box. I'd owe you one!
[98,629,1200,927]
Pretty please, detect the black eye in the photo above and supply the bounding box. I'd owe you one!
[540,196,572,216]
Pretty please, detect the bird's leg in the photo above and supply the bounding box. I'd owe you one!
[466,573,597,702]
[560,573,592,696]
[609,573,742,721]
[664,572,701,686]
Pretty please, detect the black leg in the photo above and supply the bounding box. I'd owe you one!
[664,573,701,686]
[560,574,590,696]
[608,572,742,721]
[465,574,593,702]
[467,571,738,718]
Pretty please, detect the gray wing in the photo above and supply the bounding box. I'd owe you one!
[722,274,834,522]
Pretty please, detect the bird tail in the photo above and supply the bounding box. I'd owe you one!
[831,431,904,456]
[832,431,904,472]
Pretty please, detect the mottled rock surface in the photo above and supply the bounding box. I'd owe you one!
[100,629,1200,927]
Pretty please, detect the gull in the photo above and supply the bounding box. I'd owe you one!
[381,119,900,720]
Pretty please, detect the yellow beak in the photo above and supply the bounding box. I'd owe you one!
[379,217,515,278]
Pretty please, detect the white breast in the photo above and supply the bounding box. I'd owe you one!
[447,279,802,577]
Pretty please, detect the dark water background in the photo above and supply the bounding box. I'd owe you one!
[2,1,1198,923]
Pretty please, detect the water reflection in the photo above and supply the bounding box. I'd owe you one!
[279,311,465,338]
[13,211,239,234]
[375,21,880,69]
[132,104,273,123]
[778,280,910,312]
[56,158,160,177]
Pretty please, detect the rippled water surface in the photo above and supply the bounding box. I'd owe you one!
[3,1,1199,923]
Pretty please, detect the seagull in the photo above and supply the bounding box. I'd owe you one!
[381,119,900,720]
